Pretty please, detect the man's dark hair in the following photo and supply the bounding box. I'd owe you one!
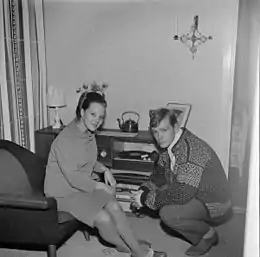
[149,108,178,129]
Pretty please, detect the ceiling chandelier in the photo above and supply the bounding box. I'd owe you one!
[173,15,213,59]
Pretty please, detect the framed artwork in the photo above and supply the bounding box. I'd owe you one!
[167,102,192,128]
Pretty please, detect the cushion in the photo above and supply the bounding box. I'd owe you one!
[0,149,32,195]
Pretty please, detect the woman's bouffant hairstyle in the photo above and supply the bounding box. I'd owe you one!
[149,108,178,129]
[75,92,107,120]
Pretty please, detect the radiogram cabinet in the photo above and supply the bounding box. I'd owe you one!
[35,127,156,175]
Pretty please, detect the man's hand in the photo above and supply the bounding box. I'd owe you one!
[130,190,144,209]
[104,169,117,190]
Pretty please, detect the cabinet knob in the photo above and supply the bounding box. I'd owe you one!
[100,150,107,158]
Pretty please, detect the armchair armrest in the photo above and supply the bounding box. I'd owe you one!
[0,194,57,210]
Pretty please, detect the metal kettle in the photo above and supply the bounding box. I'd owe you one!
[117,111,140,133]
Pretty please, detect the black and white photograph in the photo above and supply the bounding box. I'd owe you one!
[0,1,258,257]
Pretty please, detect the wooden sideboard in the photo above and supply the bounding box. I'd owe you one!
[35,126,155,170]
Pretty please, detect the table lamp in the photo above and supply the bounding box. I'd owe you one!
[47,86,66,129]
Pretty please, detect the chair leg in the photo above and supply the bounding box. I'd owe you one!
[47,245,57,257]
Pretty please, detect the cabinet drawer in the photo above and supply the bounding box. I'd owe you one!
[113,158,154,172]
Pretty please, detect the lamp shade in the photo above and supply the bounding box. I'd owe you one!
[47,86,66,108]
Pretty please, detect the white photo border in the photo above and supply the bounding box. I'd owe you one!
[167,102,192,128]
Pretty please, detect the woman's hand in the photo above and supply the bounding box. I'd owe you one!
[104,169,117,190]
[95,182,115,195]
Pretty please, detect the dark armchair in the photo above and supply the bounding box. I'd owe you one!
[0,140,89,257]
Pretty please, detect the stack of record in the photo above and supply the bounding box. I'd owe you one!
[115,183,139,213]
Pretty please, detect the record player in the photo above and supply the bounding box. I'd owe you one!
[113,150,158,173]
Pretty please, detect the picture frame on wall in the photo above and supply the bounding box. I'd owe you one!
[167,102,192,128]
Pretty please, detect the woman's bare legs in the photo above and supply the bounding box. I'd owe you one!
[94,199,149,257]
[94,209,130,253]
[104,199,149,257]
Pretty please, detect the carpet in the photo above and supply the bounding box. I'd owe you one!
[0,213,245,257]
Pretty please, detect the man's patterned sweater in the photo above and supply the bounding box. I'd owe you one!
[139,128,232,218]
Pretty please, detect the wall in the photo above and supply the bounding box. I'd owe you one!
[229,0,260,208]
[43,0,239,174]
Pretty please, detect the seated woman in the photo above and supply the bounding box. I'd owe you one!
[131,108,232,256]
[44,90,166,257]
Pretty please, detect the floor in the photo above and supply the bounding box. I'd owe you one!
[0,211,246,257]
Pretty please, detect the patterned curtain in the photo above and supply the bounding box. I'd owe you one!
[0,0,48,151]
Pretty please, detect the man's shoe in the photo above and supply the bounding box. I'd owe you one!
[185,231,219,256]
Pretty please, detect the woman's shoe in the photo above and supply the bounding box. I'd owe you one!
[144,249,167,257]
[185,231,219,256]
[151,251,167,257]
[131,249,167,257]
[112,240,152,254]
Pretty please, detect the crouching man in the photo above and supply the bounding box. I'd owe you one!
[131,108,232,256]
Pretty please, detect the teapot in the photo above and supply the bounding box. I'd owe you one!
[117,111,140,133]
